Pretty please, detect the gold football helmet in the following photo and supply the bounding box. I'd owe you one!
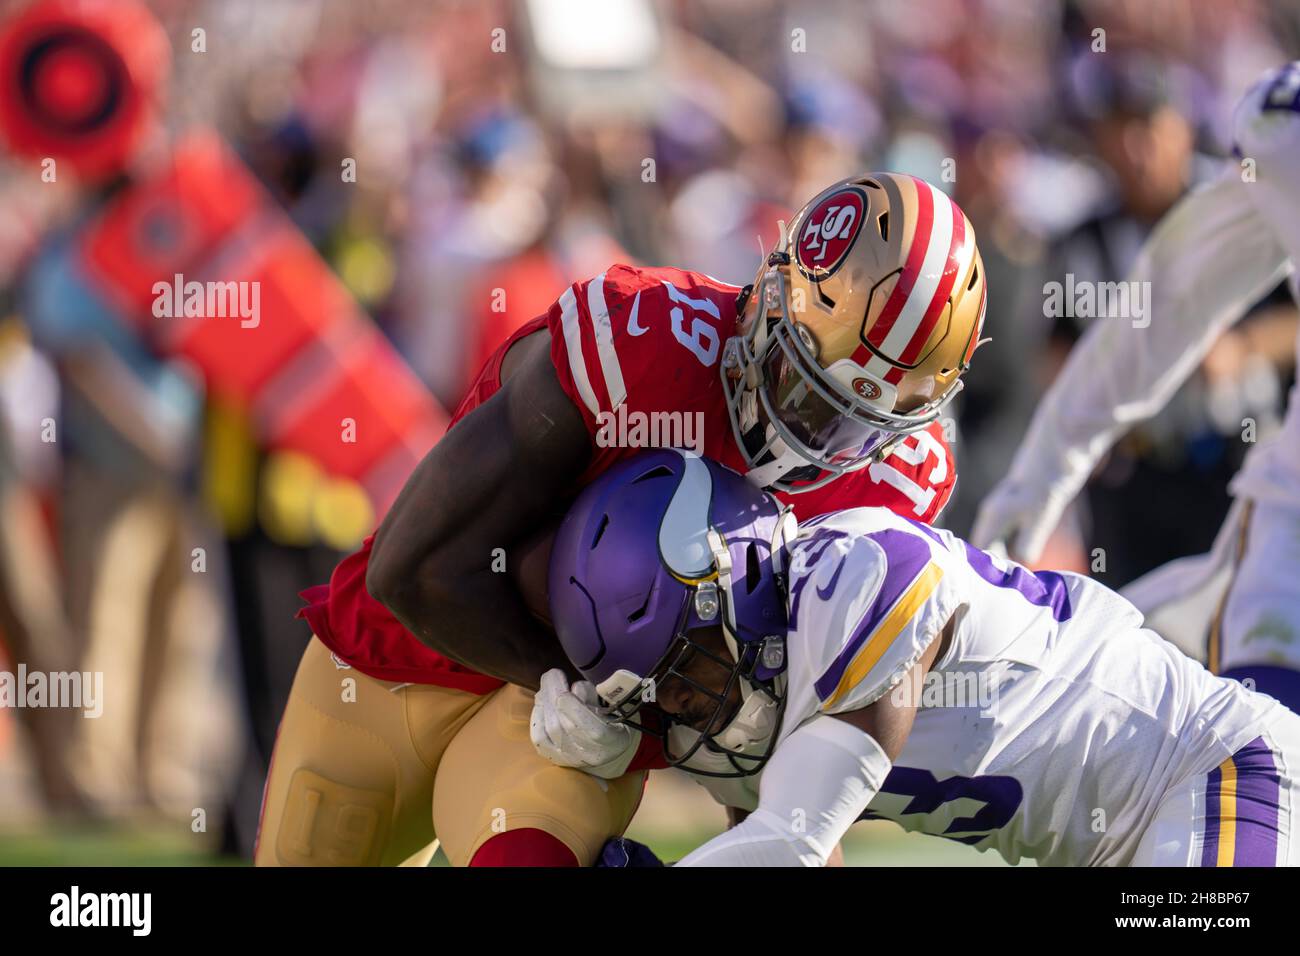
[722,172,988,493]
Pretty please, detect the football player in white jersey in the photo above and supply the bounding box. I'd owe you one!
[535,449,1300,866]
[971,62,1300,714]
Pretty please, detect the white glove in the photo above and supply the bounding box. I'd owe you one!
[530,669,641,779]
[969,478,1072,566]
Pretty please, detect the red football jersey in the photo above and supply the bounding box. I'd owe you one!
[299,264,956,690]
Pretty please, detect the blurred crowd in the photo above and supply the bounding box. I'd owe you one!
[0,0,1297,860]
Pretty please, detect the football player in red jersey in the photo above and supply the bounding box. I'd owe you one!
[254,172,988,867]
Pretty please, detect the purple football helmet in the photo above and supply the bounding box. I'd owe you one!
[548,449,796,776]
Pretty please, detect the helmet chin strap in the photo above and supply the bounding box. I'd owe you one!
[701,515,794,756]
[716,678,783,753]
[742,420,824,487]
[705,528,741,664]
[669,677,783,770]
[736,386,813,486]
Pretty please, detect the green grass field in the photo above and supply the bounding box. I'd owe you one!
[0,819,1022,866]
[0,824,240,866]
[0,753,1024,866]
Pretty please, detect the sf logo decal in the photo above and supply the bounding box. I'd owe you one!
[797,186,866,278]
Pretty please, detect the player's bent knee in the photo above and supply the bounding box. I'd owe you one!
[437,761,645,867]
[432,685,646,866]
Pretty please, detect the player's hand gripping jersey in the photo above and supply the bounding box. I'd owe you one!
[694,507,1290,866]
[299,264,957,687]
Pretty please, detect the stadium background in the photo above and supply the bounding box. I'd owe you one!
[0,0,1296,866]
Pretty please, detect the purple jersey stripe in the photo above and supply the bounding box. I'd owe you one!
[908,515,1072,622]
[961,541,1073,622]
[813,529,932,702]
[1229,737,1281,867]
[1201,764,1223,867]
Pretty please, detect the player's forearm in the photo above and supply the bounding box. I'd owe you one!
[369,348,592,689]
[367,407,508,605]
[675,807,832,866]
[368,444,569,687]
[371,515,576,688]
[678,717,889,867]
[383,566,574,689]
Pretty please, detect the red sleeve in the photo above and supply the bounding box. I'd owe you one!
[784,420,957,525]
[547,264,637,435]
[448,315,550,427]
[547,263,737,481]
[626,729,670,772]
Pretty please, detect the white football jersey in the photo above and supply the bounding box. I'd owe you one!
[987,62,1300,526]
[693,507,1289,866]
[1228,60,1300,505]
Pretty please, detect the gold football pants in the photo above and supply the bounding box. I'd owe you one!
[255,636,644,866]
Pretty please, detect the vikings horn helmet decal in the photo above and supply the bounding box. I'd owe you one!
[547,449,796,777]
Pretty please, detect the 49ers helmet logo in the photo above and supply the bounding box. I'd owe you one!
[852,377,883,401]
[796,186,867,279]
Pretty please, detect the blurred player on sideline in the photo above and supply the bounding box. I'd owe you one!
[256,173,988,866]
[972,63,1300,713]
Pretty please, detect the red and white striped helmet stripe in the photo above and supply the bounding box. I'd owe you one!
[853,177,974,385]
